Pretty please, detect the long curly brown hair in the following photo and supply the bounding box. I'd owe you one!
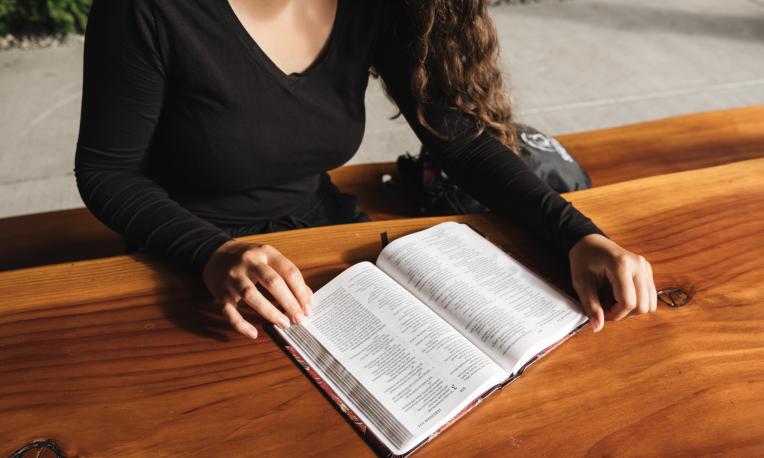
[380,0,518,154]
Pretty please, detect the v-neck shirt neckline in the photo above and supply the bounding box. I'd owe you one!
[217,0,345,87]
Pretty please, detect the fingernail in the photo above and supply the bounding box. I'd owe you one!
[278,315,290,330]
[246,328,259,339]
[590,318,600,333]
[304,301,313,316]
[293,311,305,325]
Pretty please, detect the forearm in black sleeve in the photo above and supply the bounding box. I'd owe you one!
[422,129,607,258]
[74,0,233,275]
[371,7,607,259]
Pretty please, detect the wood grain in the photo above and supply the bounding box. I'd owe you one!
[2,105,763,272]
[1,157,763,456]
[561,104,764,186]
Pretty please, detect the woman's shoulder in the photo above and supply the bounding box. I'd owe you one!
[346,0,411,43]
[91,0,156,13]
[345,0,405,26]
[91,0,213,23]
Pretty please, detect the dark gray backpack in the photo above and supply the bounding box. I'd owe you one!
[392,123,592,215]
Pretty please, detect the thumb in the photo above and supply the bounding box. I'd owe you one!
[573,277,605,333]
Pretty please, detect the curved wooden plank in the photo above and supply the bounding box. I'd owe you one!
[2,105,763,272]
[561,104,764,186]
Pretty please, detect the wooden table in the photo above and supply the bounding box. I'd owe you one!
[1,157,763,457]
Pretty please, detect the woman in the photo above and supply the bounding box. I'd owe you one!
[75,0,657,339]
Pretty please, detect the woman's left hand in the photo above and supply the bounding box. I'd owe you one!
[568,234,657,333]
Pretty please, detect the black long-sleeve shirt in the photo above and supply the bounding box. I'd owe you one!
[74,0,606,275]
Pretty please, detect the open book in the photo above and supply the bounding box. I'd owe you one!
[274,221,588,456]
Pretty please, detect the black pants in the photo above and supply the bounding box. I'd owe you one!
[218,171,371,238]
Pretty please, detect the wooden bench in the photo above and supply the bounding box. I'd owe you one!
[2,105,763,271]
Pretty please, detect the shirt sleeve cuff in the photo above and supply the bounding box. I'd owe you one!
[189,232,236,277]
[558,220,609,260]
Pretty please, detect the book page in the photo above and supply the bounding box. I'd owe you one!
[276,261,507,455]
[376,221,586,375]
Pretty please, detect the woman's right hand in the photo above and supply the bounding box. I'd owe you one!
[202,240,313,339]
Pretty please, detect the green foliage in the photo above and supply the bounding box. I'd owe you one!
[0,0,92,36]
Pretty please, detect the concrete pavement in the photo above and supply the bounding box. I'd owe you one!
[1,0,763,218]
